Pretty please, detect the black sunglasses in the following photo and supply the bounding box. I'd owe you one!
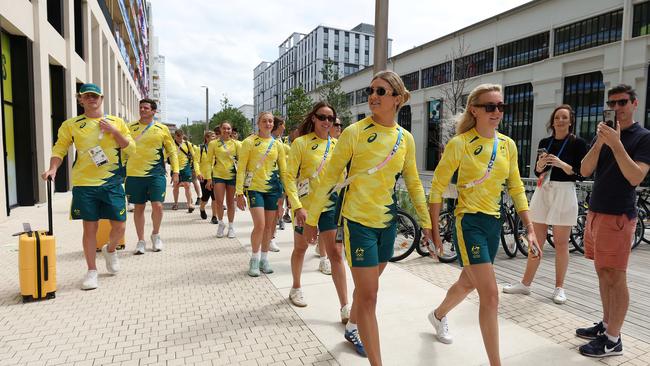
[606,99,630,108]
[474,103,507,113]
[333,123,342,127]
[365,86,397,97]
[315,113,336,123]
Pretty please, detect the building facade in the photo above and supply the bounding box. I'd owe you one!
[331,0,650,177]
[146,2,166,123]
[0,0,150,220]
[254,23,392,117]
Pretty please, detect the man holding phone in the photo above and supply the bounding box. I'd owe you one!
[578,84,650,357]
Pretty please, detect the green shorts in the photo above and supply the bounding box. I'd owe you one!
[71,184,127,222]
[213,177,236,186]
[453,212,502,267]
[343,218,397,267]
[125,176,167,204]
[295,209,337,234]
[246,190,281,210]
[178,165,192,182]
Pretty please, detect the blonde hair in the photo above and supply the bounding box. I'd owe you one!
[455,83,502,135]
[371,70,410,112]
[257,111,273,124]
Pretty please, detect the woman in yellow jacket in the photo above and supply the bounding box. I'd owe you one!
[172,129,201,212]
[207,121,241,238]
[236,112,288,276]
[304,71,433,365]
[198,130,216,220]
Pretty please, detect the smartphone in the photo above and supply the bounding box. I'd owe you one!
[537,148,547,156]
[603,109,617,129]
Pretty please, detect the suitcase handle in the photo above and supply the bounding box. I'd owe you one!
[47,178,53,235]
[43,256,49,282]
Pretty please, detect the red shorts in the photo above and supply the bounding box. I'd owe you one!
[584,211,636,271]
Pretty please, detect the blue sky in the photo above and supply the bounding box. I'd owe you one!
[150,0,530,124]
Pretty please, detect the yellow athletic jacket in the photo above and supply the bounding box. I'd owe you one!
[207,139,241,180]
[235,135,287,195]
[126,121,179,177]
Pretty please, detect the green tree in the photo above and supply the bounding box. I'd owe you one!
[210,95,252,139]
[283,85,313,131]
[317,60,353,126]
[181,122,206,145]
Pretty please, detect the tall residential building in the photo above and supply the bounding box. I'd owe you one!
[254,23,391,117]
[331,0,650,176]
[0,0,150,220]
[146,2,167,123]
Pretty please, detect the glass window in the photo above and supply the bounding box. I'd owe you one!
[497,32,549,71]
[421,61,452,88]
[426,100,444,170]
[356,88,368,104]
[454,48,494,80]
[554,9,623,56]
[501,83,534,177]
[563,71,605,142]
[633,1,650,37]
[357,113,366,121]
[401,71,419,91]
[346,92,355,107]
[398,106,412,131]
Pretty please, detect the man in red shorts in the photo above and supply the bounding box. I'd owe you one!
[578,84,650,358]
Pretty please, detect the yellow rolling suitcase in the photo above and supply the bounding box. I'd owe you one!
[95,219,126,252]
[18,180,56,302]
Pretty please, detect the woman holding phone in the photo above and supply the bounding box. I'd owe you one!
[503,105,587,304]
[427,84,539,366]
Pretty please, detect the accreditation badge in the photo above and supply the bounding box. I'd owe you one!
[244,172,253,188]
[297,179,310,198]
[88,146,109,167]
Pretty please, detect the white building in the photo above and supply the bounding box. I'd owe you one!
[146,3,167,123]
[0,0,149,220]
[254,23,392,117]
[331,0,650,177]
[238,104,255,132]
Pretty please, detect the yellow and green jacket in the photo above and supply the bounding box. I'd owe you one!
[126,121,179,177]
[176,140,201,175]
[235,135,287,195]
[207,138,241,180]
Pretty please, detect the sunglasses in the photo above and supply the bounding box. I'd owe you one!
[474,103,507,113]
[606,99,630,108]
[365,86,397,97]
[333,123,342,127]
[315,114,336,123]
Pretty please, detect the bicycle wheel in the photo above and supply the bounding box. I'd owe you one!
[437,211,458,263]
[570,214,586,254]
[500,214,517,258]
[389,209,420,262]
[513,215,529,256]
[631,214,645,250]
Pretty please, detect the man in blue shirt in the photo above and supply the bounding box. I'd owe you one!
[578,84,650,358]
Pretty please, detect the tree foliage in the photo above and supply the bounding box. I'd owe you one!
[283,85,313,131]
[209,95,252,139]
[180,122,207,145]
[317,60,353,126]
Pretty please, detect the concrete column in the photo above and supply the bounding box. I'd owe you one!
[373,0,388,74]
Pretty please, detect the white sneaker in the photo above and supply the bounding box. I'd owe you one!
[553,287,567,304]
[217,222,226,238]
[428,310,453,344]
[81,270,98,290]
[102,244,120,274]
[227,226,235,239]
[134,240,146,255]
[502,282,531,295]
[151,234,163,252]
[269,239,280,252]
[314,243,320,257]
[340,304,351,324]
[289,288,307,307]
[319,258,332,275]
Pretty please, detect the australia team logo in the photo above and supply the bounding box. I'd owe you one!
[471,245,481,258]
[355,248,365,260]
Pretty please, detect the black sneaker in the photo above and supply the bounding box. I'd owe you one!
[282,213,292,223]
[195,198,200,206]
[200,210,207,220]
[579,334,623,358]
[211,216,219,224]
[576,321,606,340]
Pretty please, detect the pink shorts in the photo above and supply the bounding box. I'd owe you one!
[584,211,636,271]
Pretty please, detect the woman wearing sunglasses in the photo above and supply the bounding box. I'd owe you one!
[206,121,242,238]
[285,101,364,354]
[427,84,539,366]
[236,112,287,277]
[503,105,587,304]
[303,71,433,366]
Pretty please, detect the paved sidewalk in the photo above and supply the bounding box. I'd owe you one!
[0,185,637,365]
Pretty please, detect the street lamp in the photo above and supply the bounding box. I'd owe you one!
[374,0,389,74]
[201,86,209,131]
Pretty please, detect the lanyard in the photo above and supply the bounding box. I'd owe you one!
[254,136,276,169]
[97,114,108,140]
[462,134,499,188]
[309,136,331,179]
[546,137,569,159]
[334,127,403,191]
[134,121,155,142]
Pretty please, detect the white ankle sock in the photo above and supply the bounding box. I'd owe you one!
[603,321,608,329]
[228,223,233,228]
[261,251,268,261]
[252,252,260,260]
[346,322,357,332]
[605,332,619,343]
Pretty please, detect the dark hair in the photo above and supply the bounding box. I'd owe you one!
[174,129,184,137]
[139,98,158,111]
[272,116,285,132]
[213,127,221,134]
[608,84,637,101]
[546,104,576,138]
[297,101,337,137]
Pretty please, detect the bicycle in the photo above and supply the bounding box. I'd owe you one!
[390,208,425,262]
